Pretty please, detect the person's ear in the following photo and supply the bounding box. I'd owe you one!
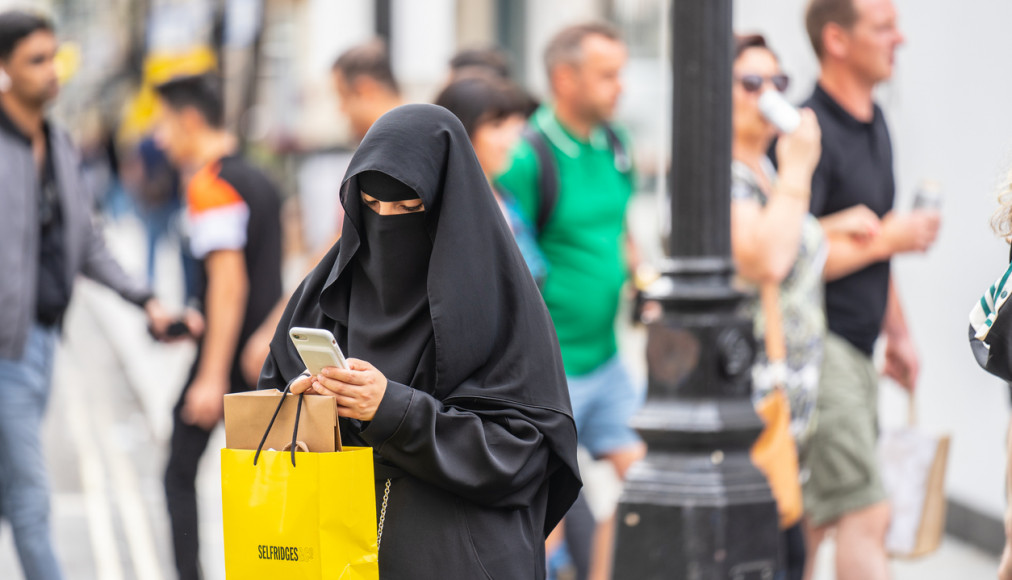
[353,75,382,99]
[822,22,850,61]
[551,64,577,97]
[0,66,11,93]
[180,107,206,133]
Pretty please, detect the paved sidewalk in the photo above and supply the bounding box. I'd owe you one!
[813,536,998,580]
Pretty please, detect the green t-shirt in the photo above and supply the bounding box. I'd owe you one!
[496,106,634,376]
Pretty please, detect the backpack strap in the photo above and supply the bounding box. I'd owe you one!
[521,125,559,234]
[601,123,632,174]
[522,122,631,234]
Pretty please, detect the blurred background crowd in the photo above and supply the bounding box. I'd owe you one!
[1,0,1012,579]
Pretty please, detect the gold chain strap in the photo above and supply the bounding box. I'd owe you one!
[377,478,391,549]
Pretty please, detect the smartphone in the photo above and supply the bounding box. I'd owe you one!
[164,320,191,338]
[148,318,190,340]
[289,327,348,376]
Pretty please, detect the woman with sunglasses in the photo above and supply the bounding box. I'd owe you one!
[730,34,880,580]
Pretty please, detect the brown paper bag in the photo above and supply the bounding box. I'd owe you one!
[880,397,950,559]
[223,390,342,452]
[906,435,950,558]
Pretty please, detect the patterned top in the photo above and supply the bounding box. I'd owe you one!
[970,260,1012,341]
[732,159,828,443]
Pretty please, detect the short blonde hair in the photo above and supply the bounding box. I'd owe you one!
[993,175,1012,241]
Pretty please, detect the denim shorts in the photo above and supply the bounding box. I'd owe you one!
[567,355,645,459]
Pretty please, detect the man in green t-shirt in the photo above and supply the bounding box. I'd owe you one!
[496,22,644,579]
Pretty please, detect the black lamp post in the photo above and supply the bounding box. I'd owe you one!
[611,1,780,578]
[375,0,392,48]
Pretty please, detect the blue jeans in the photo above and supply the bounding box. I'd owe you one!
[0,324,63,580]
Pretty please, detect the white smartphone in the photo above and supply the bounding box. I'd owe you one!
[289,327,348,376]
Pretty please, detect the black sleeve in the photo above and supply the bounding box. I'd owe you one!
[359,381,552,509]
[257,347,287,390]
[808,154,831,217]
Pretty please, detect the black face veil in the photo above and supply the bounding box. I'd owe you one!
[347,169,434,388]
[261,104,581,534]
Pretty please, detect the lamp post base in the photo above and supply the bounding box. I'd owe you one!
[613,448,779,580]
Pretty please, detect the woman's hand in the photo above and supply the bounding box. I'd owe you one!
[310,359,388,421]
[775,108,822,189]
[289,372,314,395]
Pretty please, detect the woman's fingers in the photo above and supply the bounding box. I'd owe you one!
[311,360,387,422]
[289,375,314,395]
[313,375,359,396]
[320,386,371,419]
[345,358,375,372]
[319,366,369,385]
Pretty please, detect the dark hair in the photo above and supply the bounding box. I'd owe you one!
[154,74,225,129]
[449,47,512,80]
[734,33,778,62]
[806,0,858,60]
[332,39,399,95]
[434,72,528,137]
[544,22,622,76]
[0,10,54,60]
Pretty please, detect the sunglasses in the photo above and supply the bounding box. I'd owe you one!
[736,73,790,93]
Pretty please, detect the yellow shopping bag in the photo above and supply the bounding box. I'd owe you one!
[221,447,379,579]
[221,387,379,580]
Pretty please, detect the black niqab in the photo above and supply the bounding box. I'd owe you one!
[259,103,580,536]
[349,171,433,388]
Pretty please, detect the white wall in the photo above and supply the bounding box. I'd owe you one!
[523,0,601,98]
[294,0,374,146]
[735,0,1012,520]
[391,0,456,97]
[0,0,50,11]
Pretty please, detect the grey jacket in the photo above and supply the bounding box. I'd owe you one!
[0,119,152,360]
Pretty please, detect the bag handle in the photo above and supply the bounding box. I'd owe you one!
[760,282,787,377]
[253,382,306,467]
[908,392,918,428]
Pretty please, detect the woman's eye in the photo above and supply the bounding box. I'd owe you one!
[402,204,424,212]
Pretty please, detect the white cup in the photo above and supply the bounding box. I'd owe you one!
[758,90,801,134]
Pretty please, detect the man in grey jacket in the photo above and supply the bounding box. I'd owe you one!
[0,11,173,579]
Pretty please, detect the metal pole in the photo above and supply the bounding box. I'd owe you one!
[611,0,781,578]
[237,0,266,153]
[375,0,392,48]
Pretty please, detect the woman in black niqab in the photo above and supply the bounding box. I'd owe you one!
[258,104,581,579]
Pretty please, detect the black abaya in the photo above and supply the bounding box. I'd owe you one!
[259,104,581,579]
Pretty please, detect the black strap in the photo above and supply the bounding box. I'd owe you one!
[522,122,631,235]
[522,125,558,234]
[290,393,304,466]
[601,123,631,173]
[253,385,304,467]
